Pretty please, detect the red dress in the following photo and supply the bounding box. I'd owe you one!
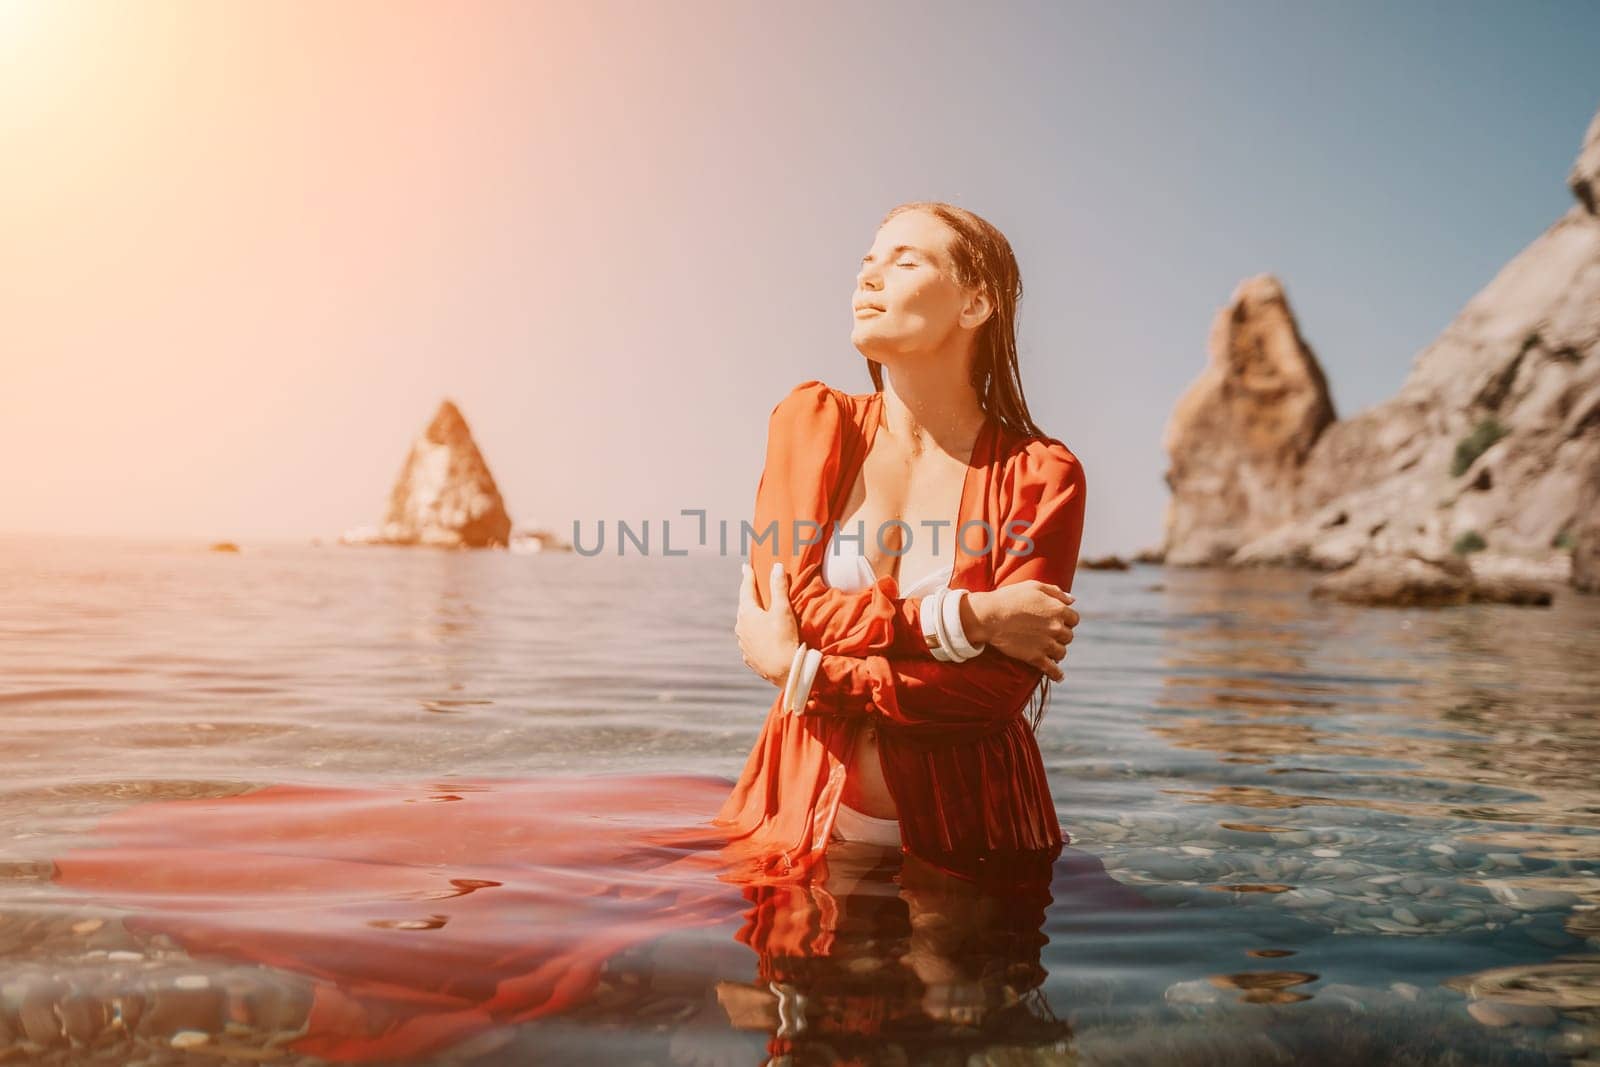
[715,380,1088,885]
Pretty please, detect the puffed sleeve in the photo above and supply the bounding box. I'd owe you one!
[747,380,936,657]
[798,437,1086,729]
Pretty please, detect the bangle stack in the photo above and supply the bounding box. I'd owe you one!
[781,642,823,715]
[920,586,987,662]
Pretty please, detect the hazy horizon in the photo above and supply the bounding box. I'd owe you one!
[5,0,1599,555]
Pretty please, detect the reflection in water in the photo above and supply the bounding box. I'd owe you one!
[1100,568,1600,1052]
[39,773,1149,1063]
[1207,969,1318,1004]
[708,841,1150,1063]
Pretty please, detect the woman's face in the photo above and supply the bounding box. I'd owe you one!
[851,210,988,358]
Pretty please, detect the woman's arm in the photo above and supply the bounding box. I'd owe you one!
[795,439,1086,730]
[748,380,942,657]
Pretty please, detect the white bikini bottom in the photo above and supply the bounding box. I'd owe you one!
[829,800,902,848]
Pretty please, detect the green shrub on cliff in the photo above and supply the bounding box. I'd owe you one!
[1451,418,1508,477]
[1451,530,1488,555]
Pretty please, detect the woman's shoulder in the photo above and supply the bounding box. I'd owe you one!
[769,378,838,411]
[995,427,1086,500]
[766,379,856,435]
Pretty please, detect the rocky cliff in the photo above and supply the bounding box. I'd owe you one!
[368,400,513,549]
[1160,275,1338,565]
[1161,104,1600,592]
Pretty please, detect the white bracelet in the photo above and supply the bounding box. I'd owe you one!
[932,584,960,665]
[786,646,822,714]
[780,642,808,712]
[921,586,956,661]
[943,587,986,660]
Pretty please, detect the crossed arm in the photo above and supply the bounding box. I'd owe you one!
[744,382,1087,732]
[792,452,1083,731]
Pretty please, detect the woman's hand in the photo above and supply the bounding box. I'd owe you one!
[964,581,1078,682]
[735,562,801,688]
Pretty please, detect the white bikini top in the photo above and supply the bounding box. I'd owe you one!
[822,539,954,597]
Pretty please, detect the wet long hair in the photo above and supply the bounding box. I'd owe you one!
[863,201,1056,732]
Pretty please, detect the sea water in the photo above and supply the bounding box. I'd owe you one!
[1,533,1596,1065]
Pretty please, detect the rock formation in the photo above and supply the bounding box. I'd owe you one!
[1566,107,1600,594]
[1161,103,1600,594]
[1160,275,1338,566]
[366,400,513,548]
[1309,553,1553,608]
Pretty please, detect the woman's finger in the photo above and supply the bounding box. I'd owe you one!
[767,563,788,611]
[738,562,757,609]
[1030,653,1063,682]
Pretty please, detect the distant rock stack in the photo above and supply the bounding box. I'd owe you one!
[1160,102,1600,596]
[1160,275,1337,566]
[378,400,513,548]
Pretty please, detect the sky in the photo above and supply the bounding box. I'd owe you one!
[3,0,1598,556]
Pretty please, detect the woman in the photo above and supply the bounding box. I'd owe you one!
[723,201,1087,887]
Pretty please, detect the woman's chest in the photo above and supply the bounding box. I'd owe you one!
[835,444,971,584]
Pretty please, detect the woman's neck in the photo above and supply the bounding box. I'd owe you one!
[879,364,987,457]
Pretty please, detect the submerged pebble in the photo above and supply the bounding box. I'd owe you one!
[1467,1000,1558,1028]
[171,1028,211,1048]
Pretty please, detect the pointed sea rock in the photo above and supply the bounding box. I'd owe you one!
[380,400,513,548]
[1160,274,1337,566]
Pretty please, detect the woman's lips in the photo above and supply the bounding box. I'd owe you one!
[854,306,884,315]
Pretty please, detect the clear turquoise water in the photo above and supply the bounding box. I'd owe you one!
[1,533,1596,1065]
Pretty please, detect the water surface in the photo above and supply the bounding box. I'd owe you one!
[2,534,1597,1064]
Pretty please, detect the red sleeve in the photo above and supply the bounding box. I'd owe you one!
[800,437,1086,728]
[747,380,934,657]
